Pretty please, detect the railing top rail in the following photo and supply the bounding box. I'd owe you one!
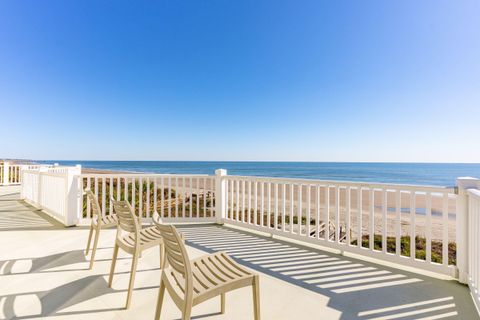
[22,170,68,178]
[223,174,455,193]
[468,189,480,199]
[80,173,212,178]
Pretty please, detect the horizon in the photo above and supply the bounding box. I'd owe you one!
[1,1,479,162]
[4,159,480,165]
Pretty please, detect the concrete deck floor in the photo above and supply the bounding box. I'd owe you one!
[0,186,478,320]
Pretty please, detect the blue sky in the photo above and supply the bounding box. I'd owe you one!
[0,1,479,162]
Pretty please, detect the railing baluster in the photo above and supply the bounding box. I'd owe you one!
[196,177,200,218]
[182,177,186,218]
[86,178,91,218]
[94,177,99,215]
[357,187,362,246]
[160,177,164,218]
[203,177,207,217]
[139,177,143,218]
[174,177,178,218]
[132,178,136,215]
[267,182,271,228]
[326,186,330,241]
[261,182,265,227]
[274,183,278,230]
[306,184,311,237]
[282,184,286,232]
[153,177,157,215]
[236,179,240,221]
[290,184,294,233]
[116,177,120,201]
[242,180,246,223]
[146,177,150,218]
[346,186,351,245]
[442,192,449,266]
[395,190,401,256]
[382,188,387,254]
[102,178,106,217]
[109,178,113,215]
[298,184,302,235]
[369,188,374,250]
[254,181,258,226]
[410,191,416,261]
[167,177,171,218]
[189,176,193,218]
[124,177,128,202]
[248,180,252,224]
[210,177,215,217]
[426,192,432,262]
[336,186,340,242]
[230,179,234,220]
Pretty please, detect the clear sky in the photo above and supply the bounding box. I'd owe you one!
[0,1,479,162]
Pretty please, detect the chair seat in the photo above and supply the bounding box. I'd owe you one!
[165,251,256,306]
[120,225,163,251]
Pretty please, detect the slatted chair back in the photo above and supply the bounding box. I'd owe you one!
[111,199,140,241]
[155,223,192,279]
[85,189,102,224]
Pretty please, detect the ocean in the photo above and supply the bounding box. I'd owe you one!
[37,161,480,187]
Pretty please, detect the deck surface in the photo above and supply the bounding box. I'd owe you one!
[0,186,477,320]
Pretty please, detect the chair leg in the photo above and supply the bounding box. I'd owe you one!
[85,225,94,255]
[125,251,139,309]
[252,275,260,320]
[160,243,165,269]
[221,293,226,314]
[182,306,192,320]
[89,227,101,270]
[155,279,166,320]
[108,243,119,287]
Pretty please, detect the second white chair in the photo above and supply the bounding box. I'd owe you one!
[109,199,165,309]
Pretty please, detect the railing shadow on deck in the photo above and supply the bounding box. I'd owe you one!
[0,190,65,231]
[178,224,477,320]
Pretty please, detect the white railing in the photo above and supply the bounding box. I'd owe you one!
[467,189,480,311]
[0,162,50,185]
[21,166,82,226]
[220,173,457,277]
[80,173,216,224]
[19,165,480,289]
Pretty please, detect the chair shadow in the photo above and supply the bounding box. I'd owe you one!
[178,224,478,320]
[1,251,162,319]
[2,275,125,319]
[0,249,132,276]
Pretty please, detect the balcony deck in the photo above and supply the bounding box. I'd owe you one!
[0,186,477,320]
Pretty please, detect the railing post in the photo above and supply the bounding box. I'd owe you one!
[456,177,480,283]
[65,165,82,226]
[215,169,227,224]
[3,162,10,185]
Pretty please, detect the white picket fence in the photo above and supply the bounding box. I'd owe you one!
[14,164,480,306]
